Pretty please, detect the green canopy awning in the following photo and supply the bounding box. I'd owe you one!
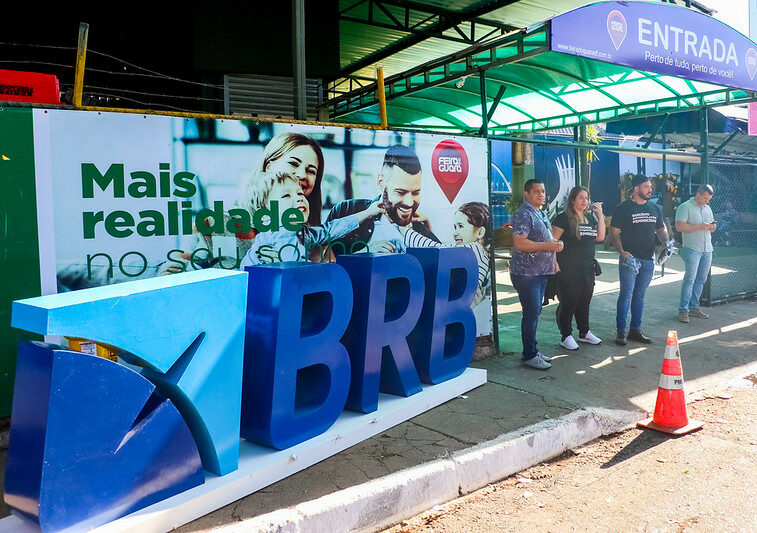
[329,2,757,134]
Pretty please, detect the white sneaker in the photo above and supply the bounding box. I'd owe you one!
[537,351,552,362]
[578,331,602,345]
[560,335,579,351]
[523,355,551,370]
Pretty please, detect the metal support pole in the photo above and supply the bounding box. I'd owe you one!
[700,108,709,184]
[578,125,589,186]
[479,72,500,354]
[662,133,667,177]
[698,109,709,308]
[479,72,487,134]
[292,0,307,120]
[73,22,89,108]
[478,72,505,136]
[661,133,667,277]
[376,67,388,129]
[712,129,739,155]
[573,127,581,186]
[642,113,670,149]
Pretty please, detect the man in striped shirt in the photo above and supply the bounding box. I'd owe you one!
[510,179,562,370]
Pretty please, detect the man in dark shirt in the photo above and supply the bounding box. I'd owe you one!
[326,145,439,253]
[610,175,668,346]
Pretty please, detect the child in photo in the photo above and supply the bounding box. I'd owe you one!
[402,201,491,307]
[240,171,383,267]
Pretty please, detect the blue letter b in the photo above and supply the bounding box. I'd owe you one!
[407,247,478,384]
[241,262,353,449]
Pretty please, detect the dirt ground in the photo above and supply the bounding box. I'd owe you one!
[385,375,757,533]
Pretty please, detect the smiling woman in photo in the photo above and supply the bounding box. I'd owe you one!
[240,132,325,225]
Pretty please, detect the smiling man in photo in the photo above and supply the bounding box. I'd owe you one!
[326,145,439,254]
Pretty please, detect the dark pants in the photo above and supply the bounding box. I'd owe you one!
[510,274,548,360]
[556,265,595,339]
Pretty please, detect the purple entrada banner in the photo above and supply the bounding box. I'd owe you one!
[551,1,757,92]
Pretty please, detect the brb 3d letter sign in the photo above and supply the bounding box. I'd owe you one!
[240,247,478,449]
[6,247,478,531]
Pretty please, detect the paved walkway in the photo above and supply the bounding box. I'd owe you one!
[178,250,757,530]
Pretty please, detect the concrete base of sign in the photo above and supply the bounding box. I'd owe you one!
[0,367,486,533]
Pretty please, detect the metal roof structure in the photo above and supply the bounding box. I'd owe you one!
[329,1,757,135]
[334,0,712,96]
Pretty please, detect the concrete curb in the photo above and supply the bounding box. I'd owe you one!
[215,407,645,533]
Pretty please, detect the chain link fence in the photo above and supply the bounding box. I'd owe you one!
[694,160,757,305]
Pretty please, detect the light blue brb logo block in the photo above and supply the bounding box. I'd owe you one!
[11,269,248,476]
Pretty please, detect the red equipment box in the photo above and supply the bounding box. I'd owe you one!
[0,69,61,105]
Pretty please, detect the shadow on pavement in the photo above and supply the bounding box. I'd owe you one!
[492,249,757,415]
[600,430,669,469]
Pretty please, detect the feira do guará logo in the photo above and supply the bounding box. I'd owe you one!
[431,139,469,203]
[606,10,627,51]
[746,47,757,80]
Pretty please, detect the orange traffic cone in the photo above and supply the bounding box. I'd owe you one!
[637,331,703,435]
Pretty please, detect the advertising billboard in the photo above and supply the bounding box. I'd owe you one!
[31,110,493,336]
[1,107,492,531]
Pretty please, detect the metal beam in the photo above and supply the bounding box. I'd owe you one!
[329,25,550,116]
[425,83,539,125]
[482,73,578,114]
[430,75,576,116]
[515,60,635,113]
[337,0,712,87]
[385,98,472,129]
[479,71,488,138]
[483,89,756,134]
[480,83,506,136]
[338,0,520,77]
[712,129,740,155]
[292,0,306,120]
[399,94,484,129]
[642,113,670,148]
[490,134,702,158]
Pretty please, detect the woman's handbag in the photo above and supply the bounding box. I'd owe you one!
[593,258,602,277]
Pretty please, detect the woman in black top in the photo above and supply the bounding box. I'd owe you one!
[551,186,606,350]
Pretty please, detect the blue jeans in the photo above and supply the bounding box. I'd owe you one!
[511,274,548,360]
[679,248,712,312]
[616,257,655,332]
